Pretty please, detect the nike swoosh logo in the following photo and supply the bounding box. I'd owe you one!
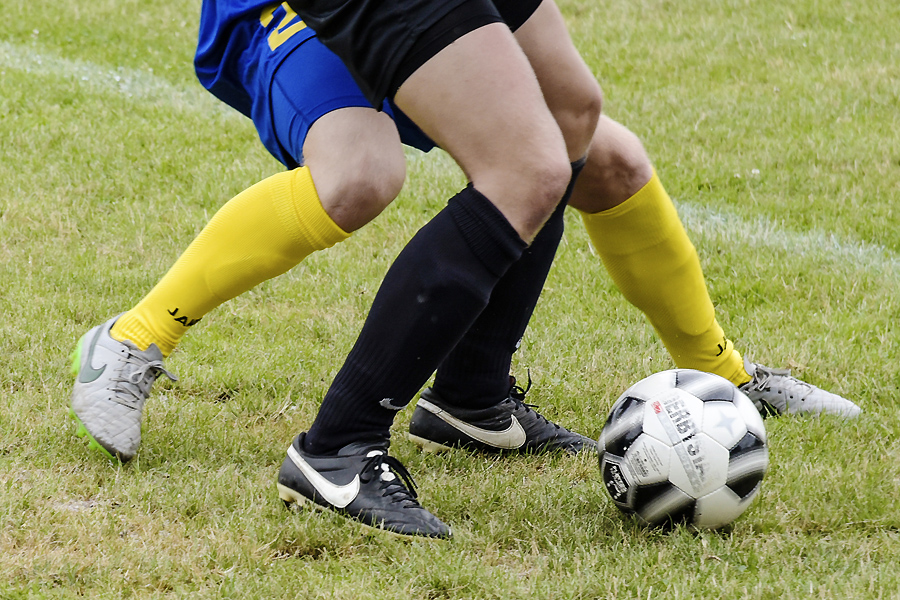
[77,327,107,384]
[418,398,527,449]
[287,445,360,509]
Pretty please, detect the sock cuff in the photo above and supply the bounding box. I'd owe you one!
[725,346,752,387]
[578,169,683,253]
[571,156,587,178]
[111,313,175,357]
[275,167,350,252]
[448,186,527,277]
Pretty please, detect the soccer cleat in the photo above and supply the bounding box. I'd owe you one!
[408,378,596,455]
[70,316,177,462]
[277,433,451,538]
[739,359,861,418]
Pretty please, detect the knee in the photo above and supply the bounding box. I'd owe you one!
[527,81,603,214]
[317,150,406,232]
[569,117,654,213]
[519,147,576,230]
[534,151,575,205]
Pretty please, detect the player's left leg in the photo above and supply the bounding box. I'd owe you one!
[572,116,861,417]
[70,37,407,462]
[70,164,353,461]
[409,165,594,455]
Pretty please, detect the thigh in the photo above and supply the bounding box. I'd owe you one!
[395,23,571,240]
[513,0,603,160]
[266,37,437,166]
[286,0,500,107]
[266,38,384,167]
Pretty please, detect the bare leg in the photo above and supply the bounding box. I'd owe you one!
[395,23,572,242]
[304,107,407,232]
[515,0,602,161]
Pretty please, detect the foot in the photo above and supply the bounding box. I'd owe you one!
[70,316,176,461]
[739,359,861,418]
[408,378,596,455]
[277,433,451,538]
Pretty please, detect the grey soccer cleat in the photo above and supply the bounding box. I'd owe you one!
[70,316,176,461]
[739,359,861,418]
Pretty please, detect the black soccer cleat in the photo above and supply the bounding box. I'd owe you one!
[277,433,451,539]
[408,378,596,455]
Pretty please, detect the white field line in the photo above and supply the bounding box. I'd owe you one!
[5,41,899,280]
[677,202,900,281]
[0,40,233,118]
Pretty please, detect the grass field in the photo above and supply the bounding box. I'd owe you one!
[2,0,900,597]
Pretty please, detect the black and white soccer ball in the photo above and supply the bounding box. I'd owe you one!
[598,369,768,529]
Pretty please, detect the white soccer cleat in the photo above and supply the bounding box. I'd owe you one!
[70,316,176,461]
[739,359,861,418]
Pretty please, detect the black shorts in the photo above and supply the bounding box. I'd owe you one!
[286,0,543,107]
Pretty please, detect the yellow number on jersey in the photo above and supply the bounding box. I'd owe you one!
[260,2,308,51]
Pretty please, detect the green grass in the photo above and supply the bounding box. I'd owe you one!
[2,0,900,597]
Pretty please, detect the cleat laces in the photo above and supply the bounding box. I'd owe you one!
[741,363,812,414]
[109,352,177,409]
[360,451,420,507]
[507,372,560,430]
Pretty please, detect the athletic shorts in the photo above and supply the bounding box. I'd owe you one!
[240,4,437,168]
[285,0,543,107]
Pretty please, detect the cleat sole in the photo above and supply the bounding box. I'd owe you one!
[277,483,312,506]
[407,433,454,453]
[276,485,450,540]
[70,409,120,463]
[69,335,87,377]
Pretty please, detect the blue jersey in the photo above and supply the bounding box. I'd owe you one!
[195,0,315,118]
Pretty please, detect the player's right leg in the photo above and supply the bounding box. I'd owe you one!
[512,0,602,162]
[571,116,860,417]
[70,33,405,462]
[571,117,747,382]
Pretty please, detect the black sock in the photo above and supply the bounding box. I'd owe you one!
[303,185,527,455]
[432,158,587,409]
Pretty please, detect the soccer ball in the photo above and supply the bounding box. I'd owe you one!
[598,369,768,529]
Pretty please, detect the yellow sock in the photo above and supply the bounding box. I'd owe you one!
[111,167,349,356]
[579,171,750,386]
